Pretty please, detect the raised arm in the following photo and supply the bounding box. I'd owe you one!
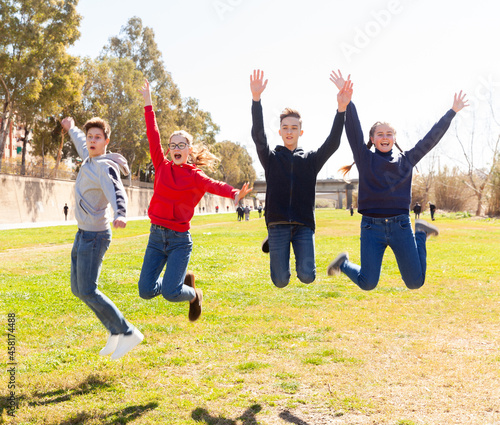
[140,79,166,169]
[406,91,468,166]
[138,79,152,107]
[250,69,271,169]
[62,116,88,160]
[313,78,353,172]
[250,69,268,102]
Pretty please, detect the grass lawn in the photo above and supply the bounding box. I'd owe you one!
[1,209,499,425]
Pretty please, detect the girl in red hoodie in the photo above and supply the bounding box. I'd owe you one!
[138,80,251,321]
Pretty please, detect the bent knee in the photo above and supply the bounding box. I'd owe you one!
[271,276,290,288]
[358,281,379,291]
[297,272,315,284]
[404,278,425,290]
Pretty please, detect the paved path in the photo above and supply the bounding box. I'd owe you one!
[0,216,149,231]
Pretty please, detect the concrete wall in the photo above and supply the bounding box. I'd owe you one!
[0,174,239,225]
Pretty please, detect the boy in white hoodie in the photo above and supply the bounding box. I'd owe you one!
[62,116,143,360]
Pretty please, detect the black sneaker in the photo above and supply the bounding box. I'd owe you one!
[415,219,439,240]
[327,252,348,276]
[261,235,269,253]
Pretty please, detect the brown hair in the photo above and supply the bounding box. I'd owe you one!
[84,117,111,140]
[168,130,219,171]
[280,108,302,127]
[339,121,404,180]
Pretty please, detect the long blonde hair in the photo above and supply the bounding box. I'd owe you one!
[339,121,404,180]
[168,130,219,171]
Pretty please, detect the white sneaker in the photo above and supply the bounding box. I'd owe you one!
[99,334,120,356]
[110,328,144,360]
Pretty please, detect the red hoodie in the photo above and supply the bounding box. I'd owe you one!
[145,105,237,232]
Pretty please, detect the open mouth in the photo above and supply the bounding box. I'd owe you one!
[174,154,182,160]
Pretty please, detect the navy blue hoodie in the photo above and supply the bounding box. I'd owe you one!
[251,100,345,231]
[345,102,456,215]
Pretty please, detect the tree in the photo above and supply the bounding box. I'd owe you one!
[0,0,82,173]
[209,141,256,189]
[455,114,500,216]
[101,17,219,148]
[434,166,471,212]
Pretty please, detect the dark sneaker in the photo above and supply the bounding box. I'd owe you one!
[261,235,269,253]
[415,219,439,239]
[327,252,348,276]
[189,289,203,322]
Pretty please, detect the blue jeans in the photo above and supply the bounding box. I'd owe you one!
[341,215,427,290]
[268,224,316,288]
[71,229,133,335]
[138,225,195,302]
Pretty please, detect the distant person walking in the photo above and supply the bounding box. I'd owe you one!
[350,205,354,216]
[63,203,69,221]
[244,205,250,221]
[413,202,421,219]
[429,202,436,221]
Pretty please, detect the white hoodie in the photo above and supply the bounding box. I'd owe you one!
[68,127,129,232]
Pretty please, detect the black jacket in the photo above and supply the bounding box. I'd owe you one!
[251,100,344,231]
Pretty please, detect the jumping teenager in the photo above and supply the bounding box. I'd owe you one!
[62,116,143,360]
[327,70,468,290]
[250,69,351,288]
[138,80,252,321]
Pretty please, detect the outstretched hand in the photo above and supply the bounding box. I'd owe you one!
[330,69,350,90]
[235,182,253,205]
[61,117,75,132]
[250,69,268,102]
[138,79,152,107]
[452,91,469,113]
[337,80,353,113]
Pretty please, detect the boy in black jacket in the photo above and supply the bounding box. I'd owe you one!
[250,69,351,287]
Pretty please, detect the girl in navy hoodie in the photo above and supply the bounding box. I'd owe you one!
[327,71,468,290]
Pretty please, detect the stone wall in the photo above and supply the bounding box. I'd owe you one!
[0,174,239,225]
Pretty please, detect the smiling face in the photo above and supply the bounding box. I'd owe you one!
[168,134,192,165]
[370,123,395,153]
[279,116,303,151]
[86,127,109,157]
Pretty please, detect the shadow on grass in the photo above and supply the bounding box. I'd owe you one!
[29,374,113,406]
[46,402,159,424]
[279,410,311,425]
[192,404,262,424]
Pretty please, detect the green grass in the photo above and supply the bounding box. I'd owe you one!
[1,210,499,424]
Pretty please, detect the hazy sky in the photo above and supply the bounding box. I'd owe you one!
[70,0,500,179]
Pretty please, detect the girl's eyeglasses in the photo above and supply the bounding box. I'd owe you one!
[168,142,188,150]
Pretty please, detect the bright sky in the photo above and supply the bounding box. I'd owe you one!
[70,0,500,179]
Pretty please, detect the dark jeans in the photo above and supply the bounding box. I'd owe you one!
[341,215,427,290]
